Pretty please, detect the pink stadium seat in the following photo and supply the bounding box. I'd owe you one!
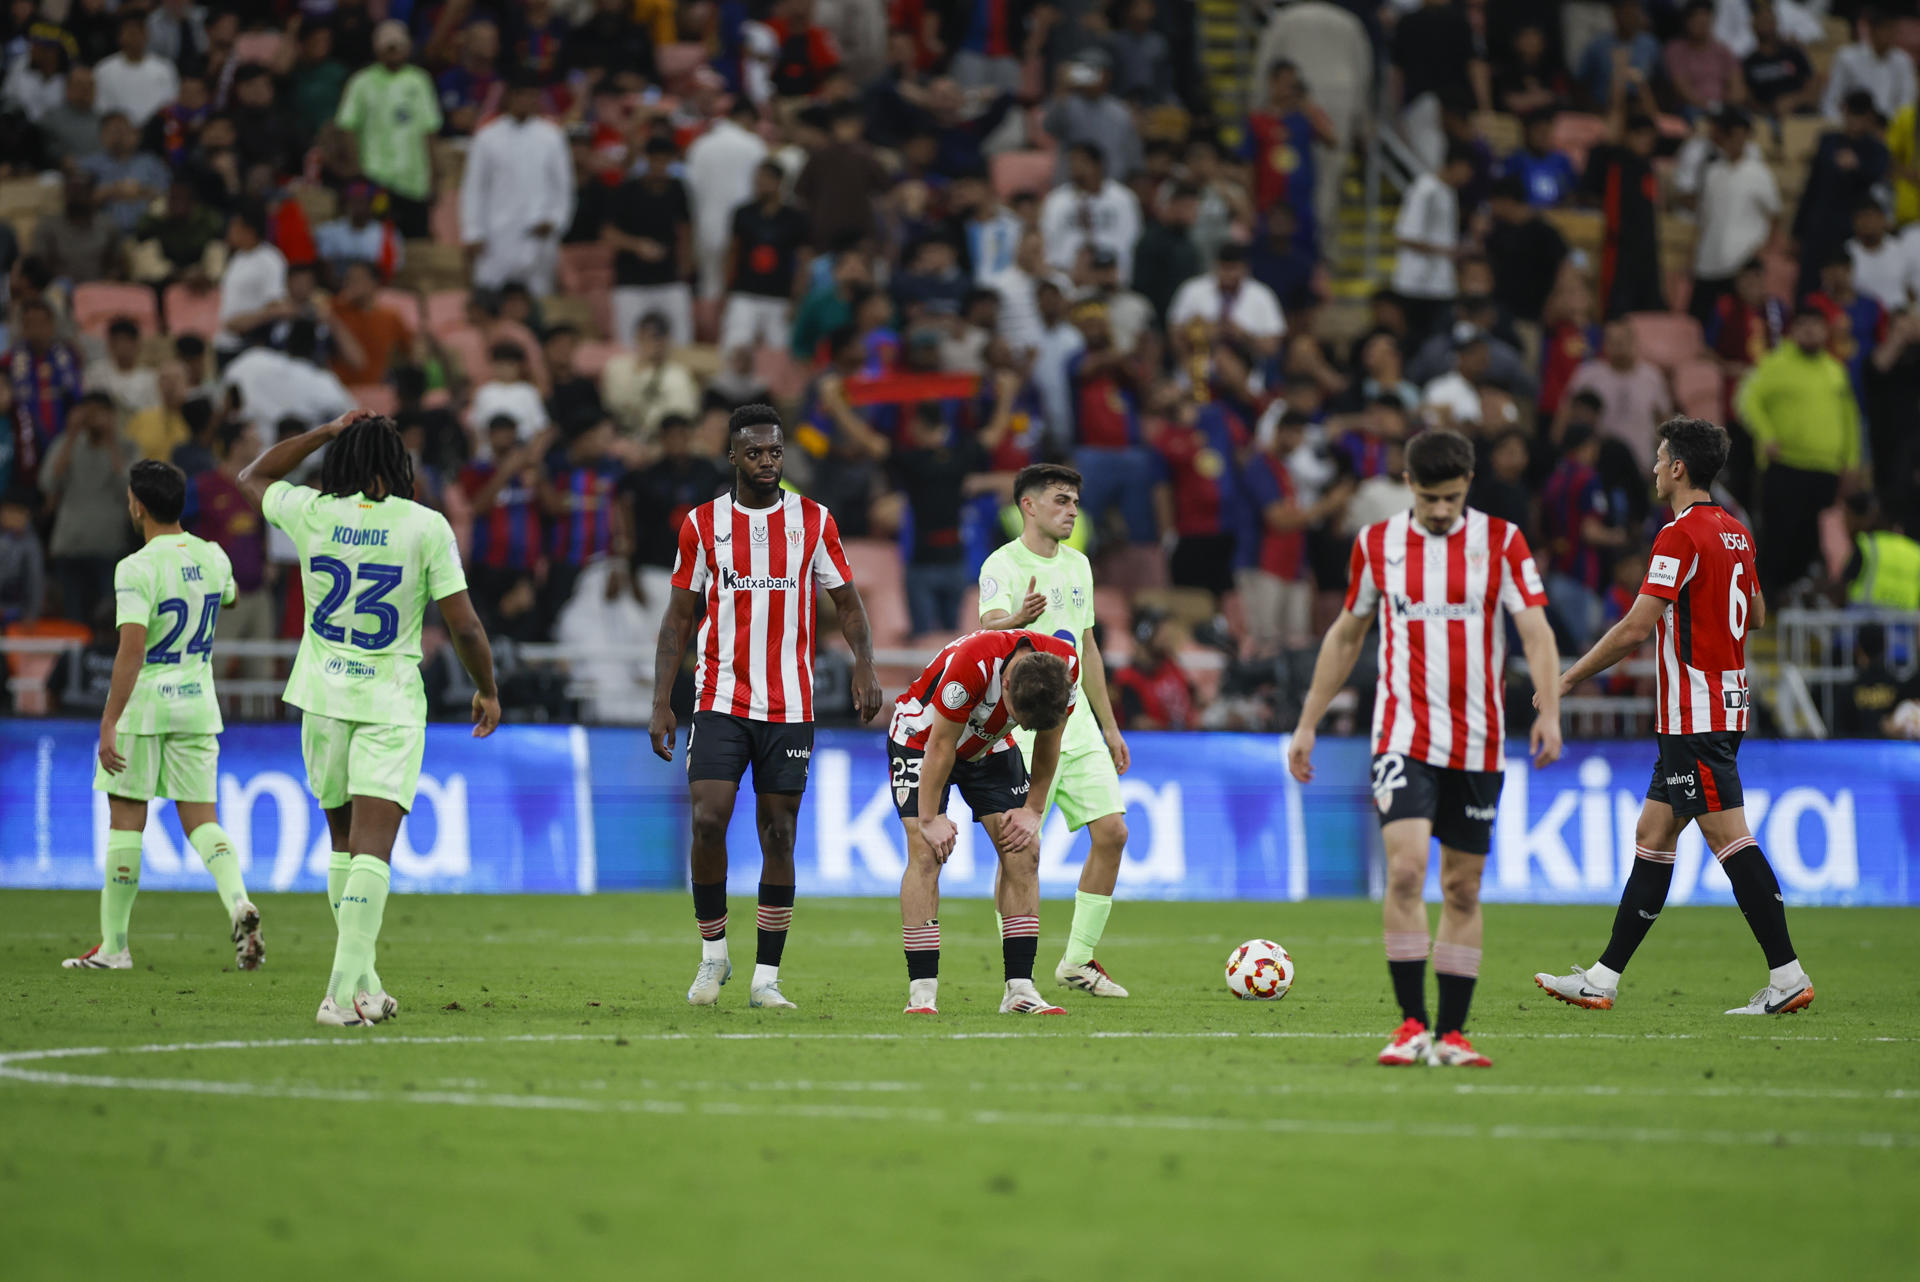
[840,541,909,649]
[1093,586,1130,641]
[558,242,613,291]
[233,31,283,65]
[72,283,159,338]
[1763,249,1797,301]
[1673,358,1725,422]
[657,43,709,90]
[425,290,470,336]
[572,340,620,379]
[1626,312,1702,370]
[351,384,397,416]
[376,288,423,331]
[754,346,809,401]
[438,328,490,384]
[991,150,1054,200]
[162,282,221,338]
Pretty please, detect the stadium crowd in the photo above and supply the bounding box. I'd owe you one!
[0,0,1915,736]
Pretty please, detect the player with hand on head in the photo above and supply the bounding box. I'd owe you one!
[890,629,1079,1015]
[977,463,1134,996]
[1288,429,1563,1068]
[1535,416,1813,1016]
[649,404,884,1011]
[68,457,261,972]
[239,410,501,1027]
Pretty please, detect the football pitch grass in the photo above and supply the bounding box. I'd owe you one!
[2,891,1915,1281]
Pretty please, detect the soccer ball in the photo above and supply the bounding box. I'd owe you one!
[1224,939,1294,1001]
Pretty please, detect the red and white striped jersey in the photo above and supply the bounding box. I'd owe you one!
[670,491,852,723]
[889,630,1081,762]
[1639,501,1755,734]
[1343,508,1549,771]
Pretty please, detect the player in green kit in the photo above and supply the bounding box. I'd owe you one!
[239,410,500,1027]
[67,458,263,971]
[977,464,1133,997]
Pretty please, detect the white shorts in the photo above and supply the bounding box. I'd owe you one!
[612,283,694,348]
[720,294,790,353]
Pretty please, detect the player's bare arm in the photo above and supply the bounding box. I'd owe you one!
[435,590,500,738]
[648,585,702,760]
[980,575,1048,629]
[1550,592,1667,696]
[1286,608,1372,783]
[825,581,884,722]
[1078,624,1129,775]
[235,407,374,506]
[1002,724,1063,853]
[916,714,965,862]
[1513,605,1563,768]
[96,622,148,774]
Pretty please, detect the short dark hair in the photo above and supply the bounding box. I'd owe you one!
[660,412,693,434]
[1405,428,1475,486]
[1491,174,1528,204]
[544,322,578,343]
[128,459,187,523]
[1014,463,1082,506]
[1068,140,1105,169]
[107,316,140,340]
[1005,649,1074,732]
[1658,415,1729,489]
[174,333,206,360]
[1443,142,1477,170]
[78,390,115,412]
[488,340,527,364]
[729,403,782,442]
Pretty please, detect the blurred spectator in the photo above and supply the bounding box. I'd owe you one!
[329,261,414,386]
[176,332,214,398]
[146,1,207,78]
[541,417,625,616]
[1486,176,1568,323]
[1739,307,1859,594]
[1808,250,1888,404]
[4,25,70,122]
[563,0,658,87]
[1065,302,1154,546]
[889,401,997,634]
[1541,424,1628,648]
[893,234,968,325]
[81,111,170,235]
[616,412,725,580]
[1152,396,1247,597]
[254,263,346,367]
[1793,92,1890,301]
[334,21,442,237]
[221,321,352,431]
[1339,436,1413,534]
[1080,246,1154,356]
[1665,1,1743,117]
[126,363,193,462]
[1576,0,1660,109]
[86,316,159,424]
[469,341,548,444]
[0,486,44,624]
[796,101,889,253]
[1133,180,1203,325]
[1238,410,1336,655]
[1688,108,1779,329]
[95,10,178,130]
[791,239,872,361]
[1835,622,1920,737]
[606,136,695,347]
[1392,143,1473,339]
[1347,331,1420,411]
[392,365,466,476]
[1741,1,1817,120]
[1392,0,1484,171]
[39,391,127,621]
[1838,494,1920,610]
[191,420,273,679]
[1470,427,1534,534]
[5,299,83,469]
[985,228,1052,359]
[543,325,605,437]
[556,558,664,723]
[38,63,102,163]
[1845,200,1916,312]
[230,64,301,179]
[1584,109,1664,318]
[951,167,1024,285]
[1247,206,1320,322]
[32,172,120,286]
[1111,609,1194,730]
[1032,279,1086,449]
[1716,0,1824,58]
[1709,256,1788,375]
[128,179,223,286]
[314,182,400,285]
[602,313,701,452]
[1043,52,1141,183]
[461,417,550,631]
[435,18,501,138]
[1244,60,1336,260]
[169,394,217,479]
[461,75,573,299]
[1559,319,1673,462]
[1501,109,1579,209]
[1864,310,1920,529]
[795,327,890,533]
[1420,325,1492,430]
[1041,142,1143,283]
[1110,0,1173,103]
[1823,5,1915,122]
[686,98,769,301]
[214,204,287,357]
[287,16,349,141]
[1168,242,1285,363]
[1492,22,1571,116]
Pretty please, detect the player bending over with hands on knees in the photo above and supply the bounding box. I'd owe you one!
[239,410,501,1027]
[1288,429,1562,1068]
[889,629,1079,1015]
[1534,416,1814,1017]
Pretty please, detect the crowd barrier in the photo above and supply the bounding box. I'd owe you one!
[2,723,1914,907]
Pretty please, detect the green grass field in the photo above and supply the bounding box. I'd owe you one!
[2,890,1915,1280]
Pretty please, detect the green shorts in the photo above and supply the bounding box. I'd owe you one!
[94,733,219,804]
[1015,730,1124,832]
[300,712,427,811]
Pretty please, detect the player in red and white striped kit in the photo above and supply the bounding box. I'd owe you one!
[888,629,1080,1015]
[1288,430,1564,1068]
[650,405,884,1011]
[1535,416,1814,1017]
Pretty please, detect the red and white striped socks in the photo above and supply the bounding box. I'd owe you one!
[753,882,795,988]
[1001,913,1039,983]
[903,921,940,980]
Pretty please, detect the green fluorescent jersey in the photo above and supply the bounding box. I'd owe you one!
[112,533,237,736]
[263,480,467,727]
[977,537,1103,753]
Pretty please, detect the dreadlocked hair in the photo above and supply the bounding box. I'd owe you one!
[319,416,415,501]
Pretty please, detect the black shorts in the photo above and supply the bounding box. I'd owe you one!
[1647,730,1744,817]
[886,741,1032,822]
[1370,752,1504,855]
[686,711,814,794]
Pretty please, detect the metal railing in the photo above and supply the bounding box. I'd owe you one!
[1773,606,1920,733]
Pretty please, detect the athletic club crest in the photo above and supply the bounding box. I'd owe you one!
[787,527,801,545]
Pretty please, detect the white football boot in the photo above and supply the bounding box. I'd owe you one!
[315,996,369,1026]
[687,957,732,1006]
[1054,957,1129,997]
[1533,965,1617,1010]
[749,979,797,1009]
[904,978,939,1014]
[1725,978,1815,1015]
[62,945,131,970]
[1427,1031,1493,1068]
[231,899,264,971]
[1378,1018,1432,1066]
[353,990,396,1024]
[999,979,1067,1014]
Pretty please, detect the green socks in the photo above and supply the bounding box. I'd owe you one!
[101,829,143,954]
[1061,891,1113,968]
[188,823,248,918]
[328,850,383,996]
[327,855,391,1003]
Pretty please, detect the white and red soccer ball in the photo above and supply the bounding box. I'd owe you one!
[1224,939,1295,1001]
